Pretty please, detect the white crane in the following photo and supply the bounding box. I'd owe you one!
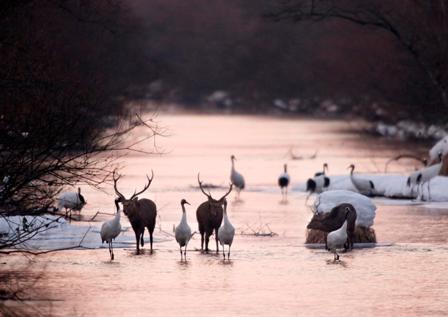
[175,199,192,261]
[218,199,235,260]
[407,152,443,201]
[326,213,349,261]
[278,163,290,200]
[428,136,448,165]
[56,187,86,220]
[314,163,328,177]
[100,199,122,261]
[348,164,375,196]
[230,155,245,199]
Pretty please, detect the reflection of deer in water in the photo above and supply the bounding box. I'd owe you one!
[113,170,157,254]
[196,174,232,253]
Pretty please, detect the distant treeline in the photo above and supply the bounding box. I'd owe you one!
[2,1,447,124]
[129,0,448,123]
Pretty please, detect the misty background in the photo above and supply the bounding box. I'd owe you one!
[3,0,447,126]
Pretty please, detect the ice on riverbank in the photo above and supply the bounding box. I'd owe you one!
[313,190,376,227]
[295,174,448,202]
[0,214,170,251]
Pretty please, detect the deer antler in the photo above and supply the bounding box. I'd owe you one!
[197,173,212,199]
[130,170,154,200]
[113,169,125,200]
[219,183,233,201]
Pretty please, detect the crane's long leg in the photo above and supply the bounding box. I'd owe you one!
[305,192,311,206]
[179,246,183,261]
[416,183,422,201]
[108,242,112,260]
[428,181,432,201]
[111,241,114,260]
[222,244,226,260]
[228,245,231,260]
[333,249,339,262]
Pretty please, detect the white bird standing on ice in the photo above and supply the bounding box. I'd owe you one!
[407,152,443,201]
[326,210,349,261]
[348,164,375,196]
[230,155,245,199]
[428,136,448,165]
[218,199,235,260]
[278,163,290,200]
[100,198,122,260]
[56,187,86,220]
[175,199,192,261]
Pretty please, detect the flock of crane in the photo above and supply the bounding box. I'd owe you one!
[56,145,446,262]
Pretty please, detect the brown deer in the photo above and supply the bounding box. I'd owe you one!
[113,170,157,254]
[196,174,232,253]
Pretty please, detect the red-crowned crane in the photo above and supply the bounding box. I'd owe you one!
[100,198,122,260]
[407,152,443,200]
[56,187,86,220]
[278,163,290,201]
[230,155,245,200]
[175,199,192,261]
[326,208,350,262]
[314,163,328,177]
[218,199,235,261]
[348,164,375,197]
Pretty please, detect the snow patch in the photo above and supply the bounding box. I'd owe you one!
[429,135,448,163]
[313,190,376,227]
[0,214,169,250]
[295,174,448,202]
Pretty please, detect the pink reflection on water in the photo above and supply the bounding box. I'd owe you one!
[4,114,448,316]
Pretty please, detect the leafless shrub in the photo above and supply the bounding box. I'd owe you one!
[239,223,278,237]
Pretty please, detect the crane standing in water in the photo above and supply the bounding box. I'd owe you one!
[230,155,245,200]
[278,163,290,201]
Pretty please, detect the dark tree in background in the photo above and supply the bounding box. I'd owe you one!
[1,0,447,217]
[0,1,158,214]
[125,0,447,122]
[269,0,448,121]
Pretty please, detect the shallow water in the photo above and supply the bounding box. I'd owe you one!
[2,114,448,316]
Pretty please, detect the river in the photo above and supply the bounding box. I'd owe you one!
[2,113,448,316]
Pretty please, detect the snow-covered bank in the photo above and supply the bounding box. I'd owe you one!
[373,121,447,141]
[295,174,448,202]
[313,190,376,227]
[0,215,170,251]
